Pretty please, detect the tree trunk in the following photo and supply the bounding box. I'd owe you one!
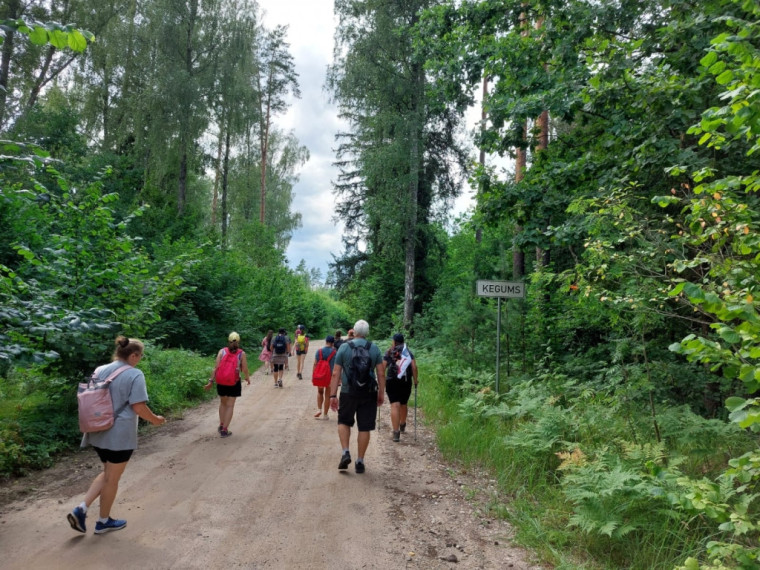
[177,0,199,215]
[535,109,549,268]
[513,129,527,280]
[259,76,272,224]
[404,63,424,330]
[0,0,21,128]
[221,124,232,248]
[535,16,550,267]
[513,6,529,280]
[212,126,223,227]
[476,75,488,243]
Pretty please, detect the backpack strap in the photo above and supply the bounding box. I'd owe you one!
[99,364,133,418]
[91,364,131,387]
[326,349,336,363]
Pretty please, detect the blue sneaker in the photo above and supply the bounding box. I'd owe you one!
[94,517,127,534]
[67,506,86,533]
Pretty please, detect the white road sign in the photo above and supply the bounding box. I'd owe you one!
[476,280,525,298]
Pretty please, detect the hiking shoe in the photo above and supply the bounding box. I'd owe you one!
[94,517,127,534]
[392,430,400,442]
[297,373,303,380]
[220,429,232,438]
[355,461,365,474]
[278,380,283,388]
[218,424,224,433]
[338,451,351,470]
[67,506,87,533]
[400,423,406,433]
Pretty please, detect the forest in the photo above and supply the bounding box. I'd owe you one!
[2,0,759,568]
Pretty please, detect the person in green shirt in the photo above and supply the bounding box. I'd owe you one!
[328,320,385,474]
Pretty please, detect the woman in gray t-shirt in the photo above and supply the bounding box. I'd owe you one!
[67,336,165,535]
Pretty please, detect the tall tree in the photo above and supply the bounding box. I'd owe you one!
[255,26,300,224]
[328,0,466,330]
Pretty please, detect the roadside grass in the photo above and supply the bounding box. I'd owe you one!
[0,347,217,476]
[416,355,741,570]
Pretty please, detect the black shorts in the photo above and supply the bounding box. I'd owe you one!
[272,363,284,372]
[217,381,242,397]
[93,446,134,464]
[386,379,412,405]
[337,391,377,431]
[296,350,306,356]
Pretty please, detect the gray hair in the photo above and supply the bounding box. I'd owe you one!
[353,319,369,337]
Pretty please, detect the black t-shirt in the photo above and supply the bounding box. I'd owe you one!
[385,346,414,381]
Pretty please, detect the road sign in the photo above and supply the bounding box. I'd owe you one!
[476,280,525,298]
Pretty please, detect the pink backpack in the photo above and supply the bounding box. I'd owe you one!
[215,348,243,386]
[77,365,131,433]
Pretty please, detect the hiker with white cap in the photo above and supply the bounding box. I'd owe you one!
[205,332,250,437]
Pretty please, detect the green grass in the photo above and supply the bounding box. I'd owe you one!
[0,347,217,476]
[415,356,744,570]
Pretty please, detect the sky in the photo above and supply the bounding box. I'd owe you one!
[257,0,477,281]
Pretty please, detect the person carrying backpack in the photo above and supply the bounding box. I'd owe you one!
[67,336,165,535]
[384,333,419,442]
[333,330,345,350]
[328,320,385,474]
[312,335,337,419]
[204,332,250,437]
[269,328,291,388]
[258,329,274,375]
[293,326,310,379]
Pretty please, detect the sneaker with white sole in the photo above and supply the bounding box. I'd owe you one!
[94,517,127,534]
[67,506,87,533]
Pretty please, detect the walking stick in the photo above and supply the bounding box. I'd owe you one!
[414,382,417,442]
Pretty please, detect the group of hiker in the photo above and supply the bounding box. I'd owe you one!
[67,319,418,535]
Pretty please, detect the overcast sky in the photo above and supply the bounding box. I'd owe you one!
[258,0,477,281]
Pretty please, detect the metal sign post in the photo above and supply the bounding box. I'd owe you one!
[476,280,525,394]
[496,297,501,393]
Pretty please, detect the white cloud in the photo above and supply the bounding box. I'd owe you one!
[258,0,494,280]
[259,0,345,279]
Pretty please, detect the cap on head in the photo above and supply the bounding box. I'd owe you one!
[393,333,404,344]
[228,332,240,342]
[325,335,335,343]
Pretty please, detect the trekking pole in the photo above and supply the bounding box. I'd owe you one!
[414,382,418,442]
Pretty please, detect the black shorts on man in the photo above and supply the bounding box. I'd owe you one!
[337,392,377,431]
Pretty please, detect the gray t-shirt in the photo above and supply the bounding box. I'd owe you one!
[83,360,149,451]
[334,338,383,394]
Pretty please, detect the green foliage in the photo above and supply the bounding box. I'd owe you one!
[0,347,214,476]
[138,345,216,415]
[0,154,192,375]
[420,347,757,568]
[0,18,94,51]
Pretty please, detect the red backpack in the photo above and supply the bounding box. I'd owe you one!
[215,348,243,386]
[312,347,336,387]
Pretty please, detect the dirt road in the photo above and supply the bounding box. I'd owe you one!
[0,349,540,569]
